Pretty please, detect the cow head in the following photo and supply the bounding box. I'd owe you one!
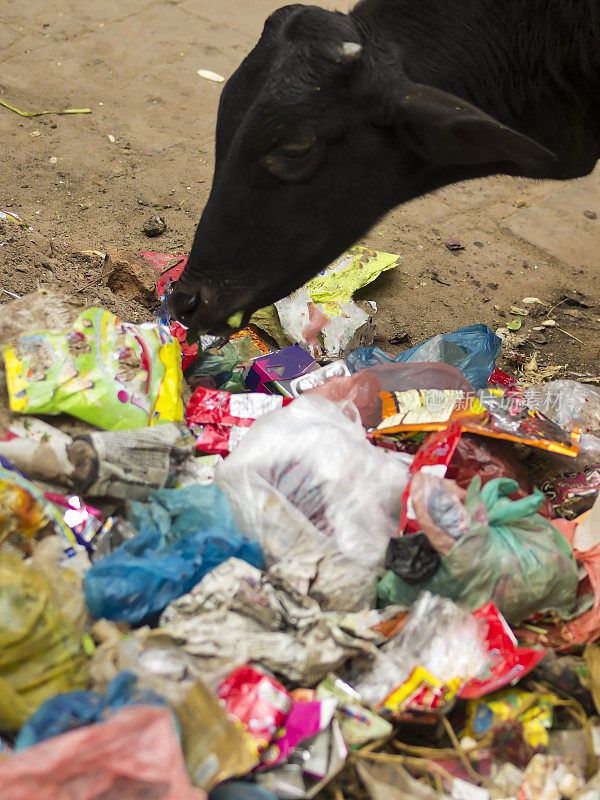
[169,4,555,335]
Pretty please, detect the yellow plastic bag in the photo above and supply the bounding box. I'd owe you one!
[0,553,89,733]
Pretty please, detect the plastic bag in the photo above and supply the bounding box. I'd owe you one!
[209,782,278,800]
[216,396,411,609]
[85,485,264,626]
[538,507,600,647]
[525,380,600,434]
[448,433,554,516]
[347,324,500,390]
[0,552,89,734]
[0,705,205,800]
[355,593,489,708]
[378,478,580,624]
[3,307,183,429]
[15,671,168,750]
[384,533,441,584]
[307,362,472,428]
[217,395,409,570]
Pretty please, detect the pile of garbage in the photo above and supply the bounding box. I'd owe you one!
[2,242,600,800]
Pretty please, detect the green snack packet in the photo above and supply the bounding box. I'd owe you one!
[316,674,392,747]
[305,246,400,304]
[4,308,183,430]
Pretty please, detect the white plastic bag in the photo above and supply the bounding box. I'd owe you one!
[216,396,411,610]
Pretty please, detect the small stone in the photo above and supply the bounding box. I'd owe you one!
[530,332,548,344]
[541,319,557,327]
[584,210,597,220]
[445,238,464,251]
[142,215,167,237]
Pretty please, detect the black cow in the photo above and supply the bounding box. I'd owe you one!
[169,0,600,335]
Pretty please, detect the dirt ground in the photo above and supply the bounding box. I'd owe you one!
[1,0,599,379]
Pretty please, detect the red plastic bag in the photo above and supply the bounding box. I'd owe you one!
[447,434,555,518]
[460,603,546,699]
[0,705,205,800]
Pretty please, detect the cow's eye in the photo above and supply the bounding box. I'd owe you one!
[277,142,314,160]
[261,139,322,182]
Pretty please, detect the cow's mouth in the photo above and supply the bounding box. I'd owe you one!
[167,287,249,338]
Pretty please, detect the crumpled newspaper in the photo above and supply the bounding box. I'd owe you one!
[159,558,379,687]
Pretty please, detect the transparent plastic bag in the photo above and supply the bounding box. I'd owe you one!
[216,396,411,610]
[410,472,471,556]
[347,324,500,391]
[378,477,580,624]
[525,380,600,434]
[307,362,472,428]
[217,395,410,569]
[355,592,488,707]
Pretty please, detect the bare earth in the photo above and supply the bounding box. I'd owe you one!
[1,0,599,377]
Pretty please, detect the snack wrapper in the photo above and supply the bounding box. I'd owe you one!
[315,675,392,747]
[305,246,399,305]
[259,699,338,770]
[376,388,579,456]
[217,665,292,753]
[460,604,546,699]
[187,386,286,428]
[3,308,183,430]
[542,468,600,519]
[466,688,555,749]
[176,680,259,790]
[0,458,77,551]
[187,386,289,455]
[188,423,250,456]
[379,667,462,716]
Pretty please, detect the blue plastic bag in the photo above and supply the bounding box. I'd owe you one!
[127,483,239,544]
[346,324,500,390]
[15,672,167,750]
[209,782,278,800]
[85,485,264,625]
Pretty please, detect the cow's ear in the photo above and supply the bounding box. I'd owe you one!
[262,4,306,37]
[394,84,556,171]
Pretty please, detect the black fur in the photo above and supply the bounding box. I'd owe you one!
[169,1,600,334]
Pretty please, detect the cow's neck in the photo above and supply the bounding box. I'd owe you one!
[353,0,600,177]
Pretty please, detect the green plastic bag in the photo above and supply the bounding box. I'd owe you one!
[0,552,89,733]
[378,478,579,624]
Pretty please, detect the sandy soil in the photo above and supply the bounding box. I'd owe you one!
[1,0,599,378]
